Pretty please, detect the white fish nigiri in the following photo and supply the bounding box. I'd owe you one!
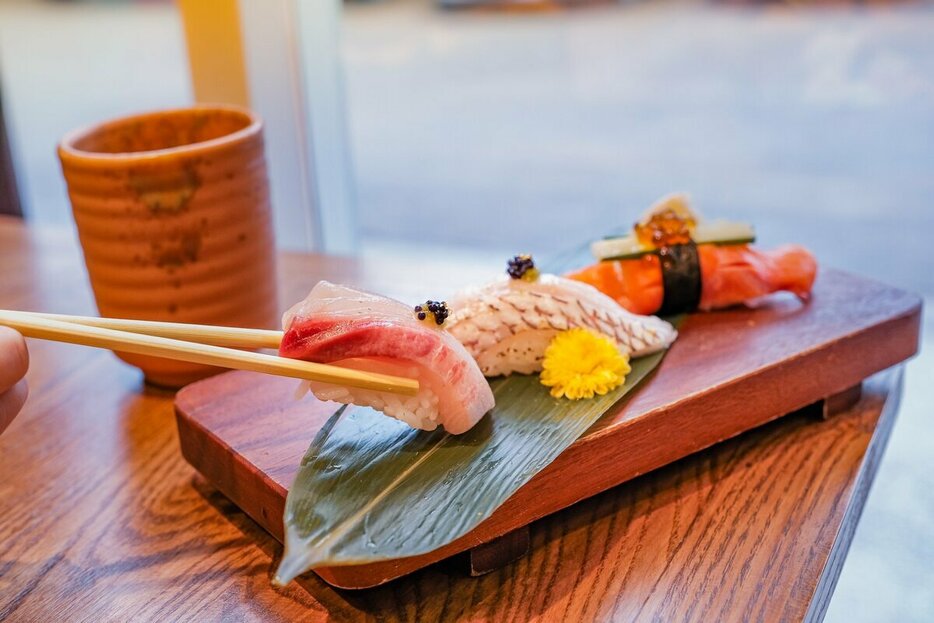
[280,281,494,434]
[447,274,677,377]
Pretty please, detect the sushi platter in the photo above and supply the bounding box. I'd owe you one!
[175,267,921,589]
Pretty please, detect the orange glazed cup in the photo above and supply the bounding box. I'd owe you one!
[58,105,279,388]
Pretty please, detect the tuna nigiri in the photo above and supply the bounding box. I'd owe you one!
[569,194,817,315]
[446,258,677,378]
[280,281,494,435]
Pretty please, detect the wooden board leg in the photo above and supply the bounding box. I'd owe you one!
[817,383,863,420]
[468,526,531,577]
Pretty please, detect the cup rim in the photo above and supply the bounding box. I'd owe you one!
[58,104,262,166]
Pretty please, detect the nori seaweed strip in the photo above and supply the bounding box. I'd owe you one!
[658,241,702,315]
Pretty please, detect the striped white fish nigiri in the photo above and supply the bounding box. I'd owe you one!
[446,274,677,377]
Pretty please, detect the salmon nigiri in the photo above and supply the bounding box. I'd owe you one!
[567,194,817,315]
[567,244,817,316]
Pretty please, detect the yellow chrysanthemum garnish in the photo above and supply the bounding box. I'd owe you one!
[540,328,630,400]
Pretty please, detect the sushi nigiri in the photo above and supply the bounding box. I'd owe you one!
[567,244,817,316]
[446,259,677,378]
[569,194,817,315]
[279,281,494,435]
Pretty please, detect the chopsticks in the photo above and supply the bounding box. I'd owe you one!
[27,312,284,349]
[0,310,419,396]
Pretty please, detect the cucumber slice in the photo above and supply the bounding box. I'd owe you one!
[591,220,755,261]
[693,221,756,245]
[590,237,650,261]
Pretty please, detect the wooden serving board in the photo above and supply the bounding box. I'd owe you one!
[174,269,921,589]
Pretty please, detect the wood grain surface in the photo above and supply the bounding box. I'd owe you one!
[175,267,921,588]
[0,217,912,622]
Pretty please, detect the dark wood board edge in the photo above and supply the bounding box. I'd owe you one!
[821,384,863,420]
[467,526,531,577]
[176,406,288,541]
[803,367,904,623]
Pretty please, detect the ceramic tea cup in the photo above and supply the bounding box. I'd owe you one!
[58,105,279,388]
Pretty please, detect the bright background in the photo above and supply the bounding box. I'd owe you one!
[1,0,931,619]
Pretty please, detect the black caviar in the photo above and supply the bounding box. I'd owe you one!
[507,254,539,281]
[414,300,450,326]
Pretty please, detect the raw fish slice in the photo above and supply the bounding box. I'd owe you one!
[446,274,677,377]
[280,281,494,435]
[697,244,816,310]
[566,244,816,315]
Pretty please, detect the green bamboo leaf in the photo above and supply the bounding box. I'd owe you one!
[275,346,671,583]
[275,246,678,584]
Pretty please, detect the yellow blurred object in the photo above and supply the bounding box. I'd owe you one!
[177,0,249,107]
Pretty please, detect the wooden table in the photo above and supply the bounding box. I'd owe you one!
[0,217,906,622]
